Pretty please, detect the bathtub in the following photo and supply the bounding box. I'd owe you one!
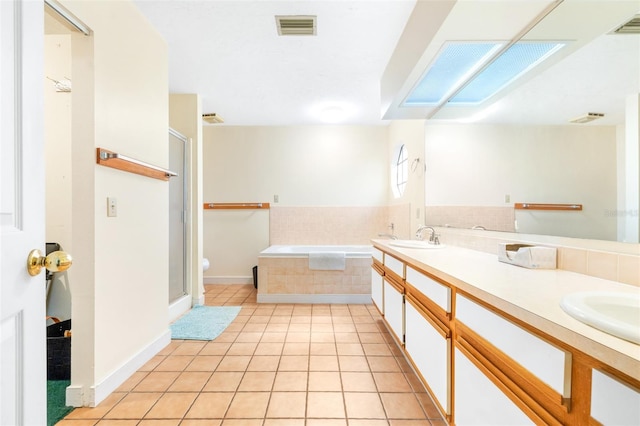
[257,245,373,304]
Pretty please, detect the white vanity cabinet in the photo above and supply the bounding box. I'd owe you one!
[383,277,404,345]
[404,266,452,417]
[454,347,534,426]
[371,247,384,314]
[454,294,569,425]
[371,242,640,426]
[382,253,405,345]
[591,369,640,425]
[405,296,450,416]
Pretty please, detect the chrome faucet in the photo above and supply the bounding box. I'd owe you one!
[378,222,397,239]
[415,225,435,242]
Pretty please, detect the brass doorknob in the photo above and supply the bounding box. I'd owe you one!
[27,249,73,276]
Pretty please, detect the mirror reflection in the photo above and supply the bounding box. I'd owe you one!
[423,29,639,243]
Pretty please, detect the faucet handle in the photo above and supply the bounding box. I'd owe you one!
[433,234,440,245]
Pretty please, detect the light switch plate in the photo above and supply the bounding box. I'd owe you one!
[107,197,117,217]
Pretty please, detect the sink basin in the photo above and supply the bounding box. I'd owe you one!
[560,291,640,344]
[389,240,446,249]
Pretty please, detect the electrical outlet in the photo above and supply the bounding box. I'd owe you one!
[505,194,511,203]
[107,197,117,217]
[274,194,279,203]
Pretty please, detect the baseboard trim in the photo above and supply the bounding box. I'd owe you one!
[67,329,171,407]
[257,293,371,304]
[204,276,253,285]
[169,295,192,322]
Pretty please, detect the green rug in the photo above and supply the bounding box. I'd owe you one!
[48,380,73,426]
[171,305,241,340]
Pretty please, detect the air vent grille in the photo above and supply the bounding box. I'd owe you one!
[276,15,316,36]
[202,113,224,124]
[613,15,640,34]
[569,112,604,124]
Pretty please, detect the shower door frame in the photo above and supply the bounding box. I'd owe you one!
[169,128,189,306]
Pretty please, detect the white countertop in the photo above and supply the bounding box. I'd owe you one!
[372,239,640,381]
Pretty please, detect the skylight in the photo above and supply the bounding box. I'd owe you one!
[404,41,566,107]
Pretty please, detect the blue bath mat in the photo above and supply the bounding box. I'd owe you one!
[170,305,241,340]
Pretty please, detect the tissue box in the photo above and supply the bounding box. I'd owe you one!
[498,243,557,269]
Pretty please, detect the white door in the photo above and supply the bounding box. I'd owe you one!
[1,1,47,425]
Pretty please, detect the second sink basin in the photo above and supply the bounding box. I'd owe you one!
[560,291,640,345]
[389,240,446,249]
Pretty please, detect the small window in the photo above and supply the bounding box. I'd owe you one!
[392,143,408,198]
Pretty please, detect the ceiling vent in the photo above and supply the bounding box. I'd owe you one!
[613,15,640,34]
[202,113,224,124]
[276,15,316,36]
[569,112,604,124]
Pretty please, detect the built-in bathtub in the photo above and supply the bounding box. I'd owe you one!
[257,245,372,304]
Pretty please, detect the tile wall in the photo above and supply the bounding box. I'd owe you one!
[438,228,640,287]
[257,257,372,296]
[425,206,516,232]
[270,205,411,245]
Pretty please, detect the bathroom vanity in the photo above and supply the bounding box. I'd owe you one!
[371,239,640,426]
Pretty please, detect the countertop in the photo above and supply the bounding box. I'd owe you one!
[371,239,640,381]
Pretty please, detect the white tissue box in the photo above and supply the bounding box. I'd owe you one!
[498,243,557,269]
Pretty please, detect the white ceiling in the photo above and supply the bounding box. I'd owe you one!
[132,0,640,127]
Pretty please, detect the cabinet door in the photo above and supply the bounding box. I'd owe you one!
[454,347,534,426]
[383,278,403,344]
[405,299,450,415]
[591,369,640,425]
[371,266,384,315]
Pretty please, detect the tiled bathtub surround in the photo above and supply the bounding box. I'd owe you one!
[424,206,516,232]
[434,227,640,287]
[258,257,372,303]
[270,205,411,245]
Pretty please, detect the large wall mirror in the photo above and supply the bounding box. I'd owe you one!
[422,7,639,244]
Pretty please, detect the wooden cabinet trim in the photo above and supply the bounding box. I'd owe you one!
[406,292,449,339]
[384,270,404,293]
[456,322,567,425]
[372,259,384,275]
[405,281,450,326]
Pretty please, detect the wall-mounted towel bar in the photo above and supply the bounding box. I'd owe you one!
[97,148,177,181]
[204,202,271,210]
[514,203,583,211]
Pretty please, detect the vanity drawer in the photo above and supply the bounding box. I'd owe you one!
[406,265,451,313]
[384,254,405,280]
[456,294,568,396]
[372,247,384,263]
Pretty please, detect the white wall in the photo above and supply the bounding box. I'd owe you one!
[203,125,389,280]
[61,0,170,406]
[424,124,618,241]
[44,34,73,320]
[169,94,204,305]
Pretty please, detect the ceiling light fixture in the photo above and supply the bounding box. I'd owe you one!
[569,112,604,124]
[202,113,224,124]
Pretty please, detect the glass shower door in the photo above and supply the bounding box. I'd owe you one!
[169,129,187,302]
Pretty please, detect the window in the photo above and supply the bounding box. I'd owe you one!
[392,144,408,198]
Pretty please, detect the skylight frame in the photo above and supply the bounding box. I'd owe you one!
[402,40,567,108]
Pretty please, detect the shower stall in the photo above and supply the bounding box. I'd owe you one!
[169,128,188,303]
